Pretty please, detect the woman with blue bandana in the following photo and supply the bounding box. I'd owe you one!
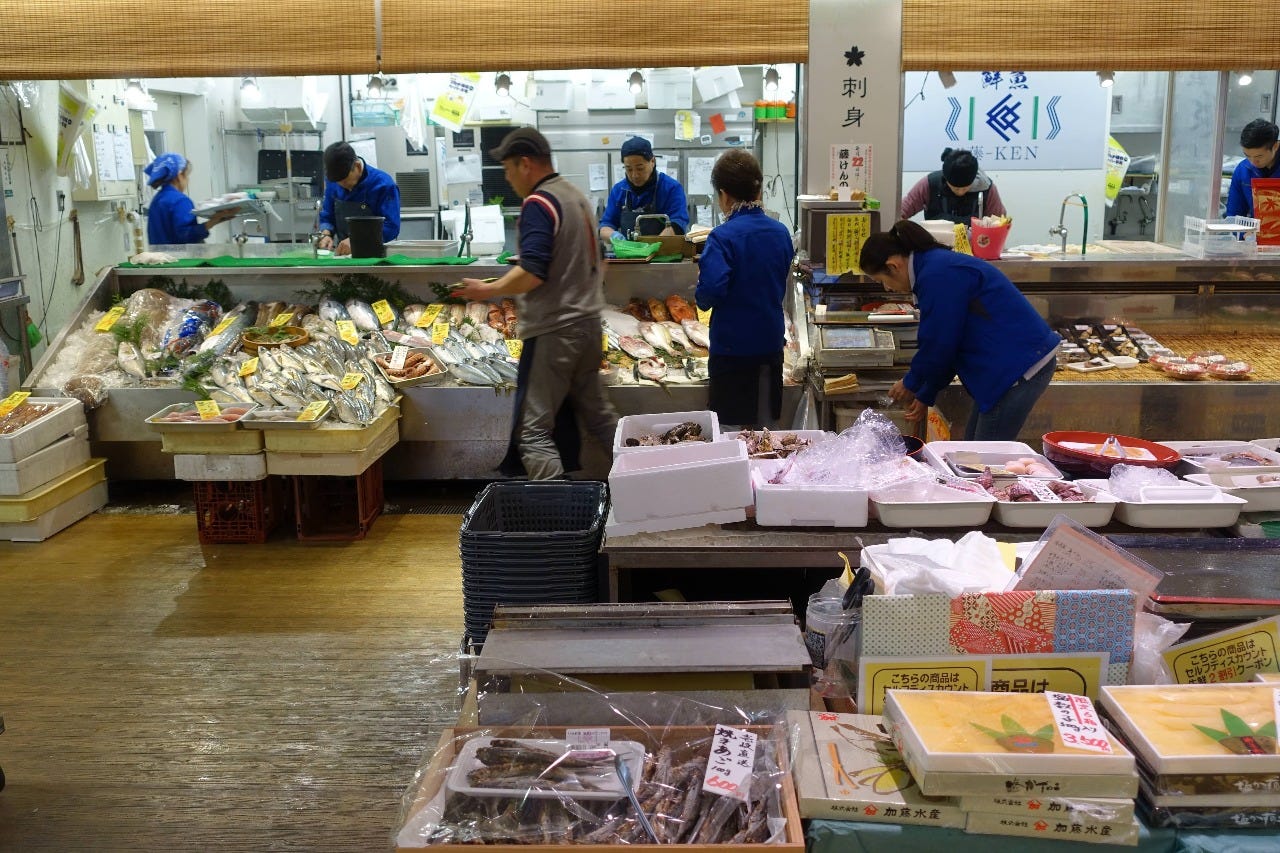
[144,153,239,245]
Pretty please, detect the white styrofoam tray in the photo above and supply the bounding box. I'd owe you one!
[613,410,721,455]
[0,479,106,542]
[0,425,89,495]
[1184,472,1280,512]
[385,239,461,258]
[604,506,747,538]
[920,440,1041,477]
[871,480,995,528]
[1158,440,1280,475]
[446,737,646,800]
[608,439,751,523]
[173,453,268,482]
[1076,479,1246,528]
[938,450,1062,480]
[989,481,1118,528]
[0,397,87,463]
[749,460,868,527]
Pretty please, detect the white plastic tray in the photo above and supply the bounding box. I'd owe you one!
[1159,440,1280,475]
[1184,472,1280,512]
[241,405,334,430]
[172,453,268,482]
[146,403,258,431]
[750,460,868,527]
[940,450,1062,479]
[0,425,90,495]
[988,481,1118,528]
[446,737,645,800]
[0,397,87,463]
[1076,479,1247,528]
[613,410,721,455]
[191,198,272,218]
[872,481,995,528]
[0,479,106,542]
[921,441,1040,476]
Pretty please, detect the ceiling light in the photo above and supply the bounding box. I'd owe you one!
[1237,71,1254,87]
[367,74,386,99]
[1097,71,1115,88]
[240,77,261,100]
[937,71,957,90]
[495,73,512,98]
[763,66,780,95]
[628,70,644,95]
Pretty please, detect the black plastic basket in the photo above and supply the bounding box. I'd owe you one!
[460,481,607,543]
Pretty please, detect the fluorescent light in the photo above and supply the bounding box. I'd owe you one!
[1097,71,1115,88]
[495,73,512,97]
[763,66,780,94]
[937,71,957,89]
[628,70,644,95]
[1237,71,1254,87]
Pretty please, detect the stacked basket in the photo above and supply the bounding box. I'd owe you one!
[459,481,608,646]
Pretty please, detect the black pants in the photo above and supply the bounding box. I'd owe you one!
[708,351,784,428]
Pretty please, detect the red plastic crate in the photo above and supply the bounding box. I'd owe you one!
[293,460,384,541]
[193,476,288,544]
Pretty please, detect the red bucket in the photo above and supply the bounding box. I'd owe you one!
[970,219,1010,260]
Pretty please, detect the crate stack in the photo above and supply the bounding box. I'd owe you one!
[459,482,607,646]
[0,396,105,542]
[172,452,290,545]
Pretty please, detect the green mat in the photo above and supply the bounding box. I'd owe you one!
[611,239,662,259]
[117,258,211,269]
[651,254,685,264]
[496,251,515,265]
[204,255,384,267]
[382,254,478,266]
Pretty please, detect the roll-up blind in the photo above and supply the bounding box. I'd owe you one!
[0,0,377,79]
[901,0,1266,71]
[380,0,807,72]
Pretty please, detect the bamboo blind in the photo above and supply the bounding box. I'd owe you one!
[0,0,378,79]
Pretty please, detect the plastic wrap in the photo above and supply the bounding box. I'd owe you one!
[861,531,1012,596]
[396,680,795,849]
[776,410,924,489]
[1128,611,1190,685]
[1107,463,1180,501]
[4,81,39,110]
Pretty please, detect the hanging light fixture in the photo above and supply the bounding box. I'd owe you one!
[1096,71,1115,88]
[937,71,958,90]
[366,73,388,98]
[763,66,780,94]
[240,77,261,100]
[495,72,512,97]
[1237,71,1254,87]
[628,70,645,95]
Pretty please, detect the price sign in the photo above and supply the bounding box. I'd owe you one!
[417,303,445,328]
[1023,479,1062,502]
[602,333,610,353]
[372,299,395,327]
[336,320,359,345]
[566,728,611,751]
[238,357,259,377]
[697,307,713,325]
[0,390,31,418]
[1046,692,1113,754]
[390,346,410,370]
[297,400,328,422]
[702,725,757,802]
[209,313,236,337]
[96,305,126,332]
[340,372,365,390]
[269,312,293,328]
[504,339,523,360]
[194,400,222,421]
[432,320,450,345]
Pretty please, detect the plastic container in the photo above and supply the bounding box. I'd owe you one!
[193,475,289,544]
[922,440,1044,475]
[969,220,1010,260]
[0,479,106,542]
[750,459,869,527]
[0,397,87,463]
[0,427,90,495]
[384,239,460,258]
[462,481,607,543]
[871,481,995,528]
[346,215,387,258]
[989,481,1118,528]
[1182,215,1259,258]
[805,595,860,699]
[1042,431,1181,475]
[613,410,720,455]
[1075,479,1246,528]
[1184,472,1280,512]
[292,459,384,541]
[1160,440,1280,475]
[446,737,646,801]
[609,440,752,523]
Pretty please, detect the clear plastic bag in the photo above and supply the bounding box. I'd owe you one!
[777,409,922,488]
[1107,463,1179,502]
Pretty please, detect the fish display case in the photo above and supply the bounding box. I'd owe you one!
[24,257,807,480]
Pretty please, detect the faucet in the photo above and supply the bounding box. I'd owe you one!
[1049,194,1089,256]
[308,230,325,259]
[234,218,260,258]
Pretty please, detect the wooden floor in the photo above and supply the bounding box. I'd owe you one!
[0,512,466,851]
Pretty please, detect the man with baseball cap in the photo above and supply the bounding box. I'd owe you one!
[456,127,617,480]
[598,135,689,242]
[317,141,401,255]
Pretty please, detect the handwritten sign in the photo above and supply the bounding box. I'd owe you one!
[336,320,359,345]
[703,725,757,803]
[829,143,873,199]
[372,299,395,327]
[238,357,259,377]
[95,305,126,332]
[859,656,992,715]
[1046,692,1113,754]
[194,400,221,421]
[504,339,523,360]
[1023,479,1061,502]
[297,401,328,422]
[0,390,31,418]
[1163,616,1280,684]
[417,304,445,328]
[826,212,872,276]
[566,728,611,751]
[340,372,365,390]
[269,312,293,329]
[389,346,410,370]
[432,320,450,345]
[1012,515,1163,599]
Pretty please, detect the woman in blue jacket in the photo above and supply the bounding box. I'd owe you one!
[859,220,1060,441]
[695,150,794,427]
[145,153,238,245]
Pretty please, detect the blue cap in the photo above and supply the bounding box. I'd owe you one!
[620,137,653,160]
[144,152,187,186]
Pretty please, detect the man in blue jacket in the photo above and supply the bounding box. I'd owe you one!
[317,141,401,255]
[598,137,689,242]
[1225,119,1279,219]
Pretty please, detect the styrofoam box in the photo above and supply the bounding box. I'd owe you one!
[724,429,835,453]
[1184,472,1280,512]
[991,482,1118,528]
[0,397,87,463]
[872,481,995,528]
[0,425,90,495]
[1076,479,1246,528]
[1159,439,1280,475]
[921,440,1044,477]
[0,479,107,542]
[750,459,868,527]
[613,410,721,455]
[173,452,268,482]
[604,506,747,538]
[608,439,752,523]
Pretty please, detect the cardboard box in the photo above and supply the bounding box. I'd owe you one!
[964,810,1140,846]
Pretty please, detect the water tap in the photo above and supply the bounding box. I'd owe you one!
[1049,194,1089,255]
[234,218,260,258]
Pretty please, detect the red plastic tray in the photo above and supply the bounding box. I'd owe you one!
[1041,430,1181,475]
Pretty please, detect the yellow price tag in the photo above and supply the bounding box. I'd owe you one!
[697,307,712,325]
[371,299,395,326]
[504,339,524,359]
[336,320,359,345]
[209,313,236,337]
[602,333,610,353]
[269,312,293,328]
[194,400,222,421]
[0,390,31,418]
[340,372,365,390]
[238,357,259,377]
[417,303,445,328]
[296,401,328,422]
[431,320,450,345]
[95,305,126,332]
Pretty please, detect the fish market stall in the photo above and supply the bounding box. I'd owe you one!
[24,257,807,480]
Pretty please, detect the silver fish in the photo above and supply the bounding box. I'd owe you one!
[275,348,306,373]
[638,321,675,354]
[684,358,709,382]
[485,356,519,381]
[319,299,349,323]
[681,319,711,348]
[247,385,278,407]
[344,300,380,332]
[307,372,345,392]
[256,347,281,373]
[117,342,147,379]
[197,301,258,356]
[267,383,309,409]
[662,321,693,353]
[449,361,501,387]
[636,357,668,383]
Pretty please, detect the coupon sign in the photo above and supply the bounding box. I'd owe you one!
[372,299,395,326]
[336,320,359,345]
[566,728,611,751]
[1046,692,1113,754]
[390,345,410,370]
[238,357,259,377]
[194,400,222,421]
[297,400,328,422]
[340,372,365,390]
[0,390,31,418]
[504,339,523,360]
[96,305,126,332]
[269,312,293,328]
[417,304,445,328]
[431,320,450,345]
[702,725,757,802]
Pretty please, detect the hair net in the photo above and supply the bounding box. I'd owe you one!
[144,152,188,186]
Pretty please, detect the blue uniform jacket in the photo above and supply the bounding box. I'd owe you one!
[904,249,1060,412]
[694,207,793,357]
[1225,157,1279,218]
[599,171,689,234]
[318,160,401,242]
[147,184,210,245]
